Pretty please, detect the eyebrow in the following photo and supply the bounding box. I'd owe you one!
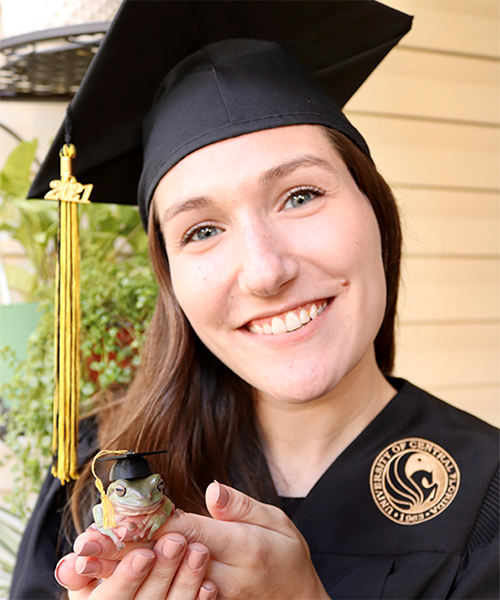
[160,154,337,224]
[259,155,339,186]
[160,195,214,225]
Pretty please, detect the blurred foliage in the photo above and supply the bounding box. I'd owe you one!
[0,141,159,518]
[0,140,148,298]
[0,505,24,596]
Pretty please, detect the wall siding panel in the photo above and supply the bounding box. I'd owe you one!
[363,0,499,425]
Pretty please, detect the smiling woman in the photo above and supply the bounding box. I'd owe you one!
[10,2,498,600]
[154,126,390,411]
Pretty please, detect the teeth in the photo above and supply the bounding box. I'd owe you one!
[271,317,287,334]
[299,309,310,324]
[248,300,328,335]
[285,311,302,332]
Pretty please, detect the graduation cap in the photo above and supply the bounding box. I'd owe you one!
[91,449,169,528]
[95,449,169,481]
[29,1,412,484]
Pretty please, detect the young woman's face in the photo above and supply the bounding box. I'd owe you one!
[154,125,386,403]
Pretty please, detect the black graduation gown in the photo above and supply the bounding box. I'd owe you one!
[10,379,499,599]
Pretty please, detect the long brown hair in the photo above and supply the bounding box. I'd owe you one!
[70,127,401,531]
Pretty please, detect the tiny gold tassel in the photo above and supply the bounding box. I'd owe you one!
[91,449,130,529]
[44,143,92,484]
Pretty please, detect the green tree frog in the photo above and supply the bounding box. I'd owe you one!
[93,473,173,549]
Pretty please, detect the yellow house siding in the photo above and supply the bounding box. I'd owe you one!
[345,0,499,425]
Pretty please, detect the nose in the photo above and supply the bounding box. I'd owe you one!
[236,222,298,297]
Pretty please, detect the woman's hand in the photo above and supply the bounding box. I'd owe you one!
[66,483,328,599]
[163,482,329,600]
[55,532,217,600]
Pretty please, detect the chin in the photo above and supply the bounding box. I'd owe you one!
[244,340,377,405]
[246,359,353,405]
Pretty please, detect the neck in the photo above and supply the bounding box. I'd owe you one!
[255,347,396,497]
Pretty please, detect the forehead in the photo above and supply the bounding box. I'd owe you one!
[153,125,344,201]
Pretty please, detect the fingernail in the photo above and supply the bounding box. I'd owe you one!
[199,582,217,600]
[116,526,128,540]
[187,547,208,570]
[162,535,185,559]
[214,481,230,508]
[76,558,102,576]
[132,550,155,574]
[54,557,66,587]
[74,540,102,557]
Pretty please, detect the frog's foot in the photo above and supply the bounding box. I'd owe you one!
[133,513,168,542]
[94,524,126,550]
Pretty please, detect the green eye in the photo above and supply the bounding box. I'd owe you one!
[157,478,165,493]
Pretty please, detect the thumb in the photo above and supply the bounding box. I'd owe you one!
[205,482,292,535]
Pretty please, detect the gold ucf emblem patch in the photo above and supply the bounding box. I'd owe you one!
[370,438,460,525]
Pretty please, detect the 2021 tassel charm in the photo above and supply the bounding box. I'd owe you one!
[44,143,92,484]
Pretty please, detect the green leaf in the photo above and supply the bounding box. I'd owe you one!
[0,140,38,199]
[3,265,36,297]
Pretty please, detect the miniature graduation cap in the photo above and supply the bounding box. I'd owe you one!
[91,449,169,528]
[95,449,169,481]
[28,1,412,484]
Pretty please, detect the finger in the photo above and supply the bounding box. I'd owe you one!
[74,556,119,579]
[74,528,155,561]
[197,580,217,600]
[167,543,210,600]
[205,482,293,535]
[86,548,155,599]
[133,533,187,599]
[55,553,101,593]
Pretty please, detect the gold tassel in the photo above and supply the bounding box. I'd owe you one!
[44,143,92,484]
[91,449,130,529]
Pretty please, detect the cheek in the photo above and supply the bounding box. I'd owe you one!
[329,202,387,321]
[168,254,228,330]
[350,214,387,332]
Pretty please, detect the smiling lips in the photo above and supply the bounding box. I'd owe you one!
[247,300,329,335]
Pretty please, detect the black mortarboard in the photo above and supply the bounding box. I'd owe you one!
[96,449,169,481]
[29,0,412,226]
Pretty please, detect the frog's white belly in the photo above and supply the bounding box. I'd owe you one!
[111,496,165,519]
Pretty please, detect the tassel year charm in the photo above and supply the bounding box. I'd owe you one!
[44,143,92,484]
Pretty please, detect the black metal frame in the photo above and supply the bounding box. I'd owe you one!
[0,22,110,101]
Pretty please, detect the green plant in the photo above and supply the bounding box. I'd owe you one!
[0,140,60,297]
[0,505,24,596]
[0,143,148,299]
[2,250,158,517]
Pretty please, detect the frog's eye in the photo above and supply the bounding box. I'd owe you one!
[114,484,126,497]
[157,479,165,493]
